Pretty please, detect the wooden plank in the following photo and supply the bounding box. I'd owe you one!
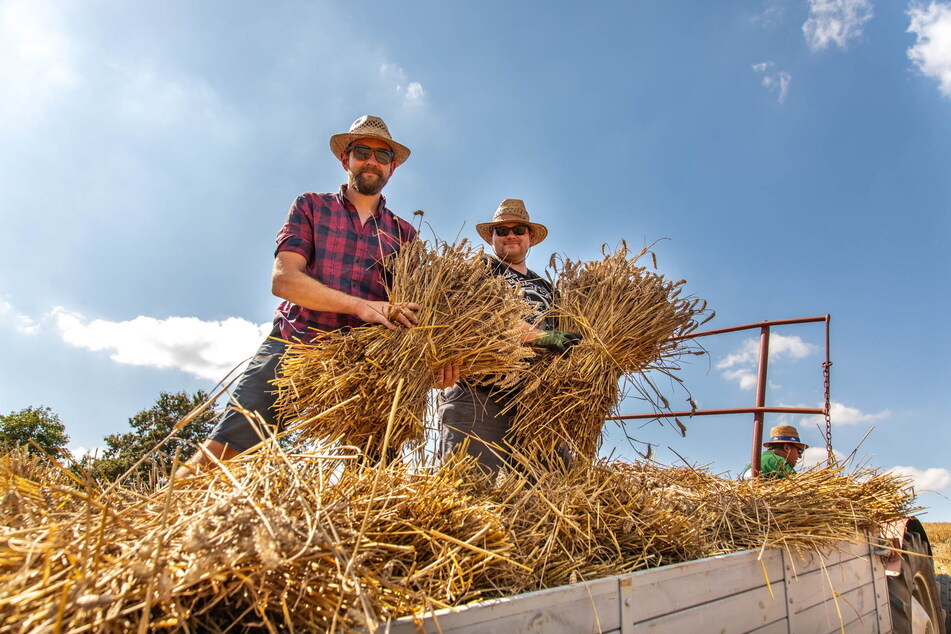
[786,555,877,610]
[624,584,788,633]
[387,540,891,634]
[869,543,893,633]
[790,583,880,633]
[783,540,870,576]
[386,576,620,634]
[748,619,791,634]
[622,549,785,623]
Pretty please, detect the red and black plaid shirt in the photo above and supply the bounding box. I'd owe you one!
[273,185,417,342]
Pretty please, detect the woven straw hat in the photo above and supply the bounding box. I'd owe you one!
[476,198,548,247]
[329,115,411,164]
[764,425,808,449]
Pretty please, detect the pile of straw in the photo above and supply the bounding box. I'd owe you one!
[0,443,522,632]
[0,442,918,632]
[508,242,710,459]
[274,240,534,455]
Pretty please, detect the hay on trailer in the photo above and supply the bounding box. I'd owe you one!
[273,239,535,456]
[0,441,522,632]
[508,242,711,459]
[0,438,920,632]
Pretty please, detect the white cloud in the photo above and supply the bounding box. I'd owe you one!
[70,446,105,461]
[0,300,42,334]
[822,400,891,425]
[717,333,817,388]
[52,307,270,380]
[908,2,951,98]
[752,61,792,102]
[776,400,890,426]
[802,0,874,51]
[721,368,759,390]
[799,446,846,470]
[888,465,951,492]
[405,81,426,104]
[0,0,82,121]
[381,63,427,107]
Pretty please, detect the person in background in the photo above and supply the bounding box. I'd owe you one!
[742,424,808,479]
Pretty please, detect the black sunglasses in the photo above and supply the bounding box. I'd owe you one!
[492,225,530,237]
[346,144,395,165]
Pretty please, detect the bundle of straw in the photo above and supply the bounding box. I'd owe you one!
[0,441,522,632]
[488,457,709,594]
[508,242,710,459]
[0,441,920,632]
[274,240,535,456]
[487,456,918,594]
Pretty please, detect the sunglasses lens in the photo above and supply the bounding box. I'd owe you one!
[494,225,529,237]
[349,145,393,164]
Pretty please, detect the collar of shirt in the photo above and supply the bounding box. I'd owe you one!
[337,184,387,220]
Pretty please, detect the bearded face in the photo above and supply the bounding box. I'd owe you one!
[349,164,389,195]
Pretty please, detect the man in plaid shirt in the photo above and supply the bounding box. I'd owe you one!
[180,115,458,474]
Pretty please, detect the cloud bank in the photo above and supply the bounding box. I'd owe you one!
[798,446,846,470]
[908,2,951,97]
[717,333,817,389]
[803,0,874,51]
[888,465,951,492]
[52,308,270,380]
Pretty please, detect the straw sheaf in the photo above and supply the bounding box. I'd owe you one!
[0,442,918,632]
[508,242,712,459]
[0,442,522,632]
[273,239,536,455]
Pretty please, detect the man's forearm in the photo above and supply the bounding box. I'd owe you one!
[272,268,363,315]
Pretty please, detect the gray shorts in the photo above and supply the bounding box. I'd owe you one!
[208,330,287,453]
[437,383,516,477]
[437,383,573,477]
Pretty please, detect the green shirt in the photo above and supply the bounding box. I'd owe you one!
[742,450,794,480]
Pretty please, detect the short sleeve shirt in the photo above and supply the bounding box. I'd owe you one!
[273,186,417,342]
[742,450,795,480]
[486,256,554,331]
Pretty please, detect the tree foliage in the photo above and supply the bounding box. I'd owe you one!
[0,406,69,457]
[92,390,217,483]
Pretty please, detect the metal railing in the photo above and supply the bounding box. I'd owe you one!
[606,315,832,477]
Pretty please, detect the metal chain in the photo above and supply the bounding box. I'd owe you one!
[822,360,834,465]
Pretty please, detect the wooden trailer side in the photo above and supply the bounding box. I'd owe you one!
[387,539,891,633]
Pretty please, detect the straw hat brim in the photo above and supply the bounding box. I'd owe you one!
[764,440,809,450]
[329,133,411,165]
[476,220,548,247]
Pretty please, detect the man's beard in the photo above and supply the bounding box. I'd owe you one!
[349,166,389,195]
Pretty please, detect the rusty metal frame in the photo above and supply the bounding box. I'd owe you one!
[606,315,832,477]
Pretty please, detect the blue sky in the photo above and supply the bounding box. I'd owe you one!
[1,1,949,518]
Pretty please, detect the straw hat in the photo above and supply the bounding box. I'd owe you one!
[476,198,548,247]
[329,115,411,165]
[764,425,808,449]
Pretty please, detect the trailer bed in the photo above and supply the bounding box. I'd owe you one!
[388,539,891,633]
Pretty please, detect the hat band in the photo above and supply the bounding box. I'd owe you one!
[768,436,802,442]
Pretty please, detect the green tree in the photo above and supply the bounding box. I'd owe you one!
[93,390,217,482]
[0,406,70,457]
